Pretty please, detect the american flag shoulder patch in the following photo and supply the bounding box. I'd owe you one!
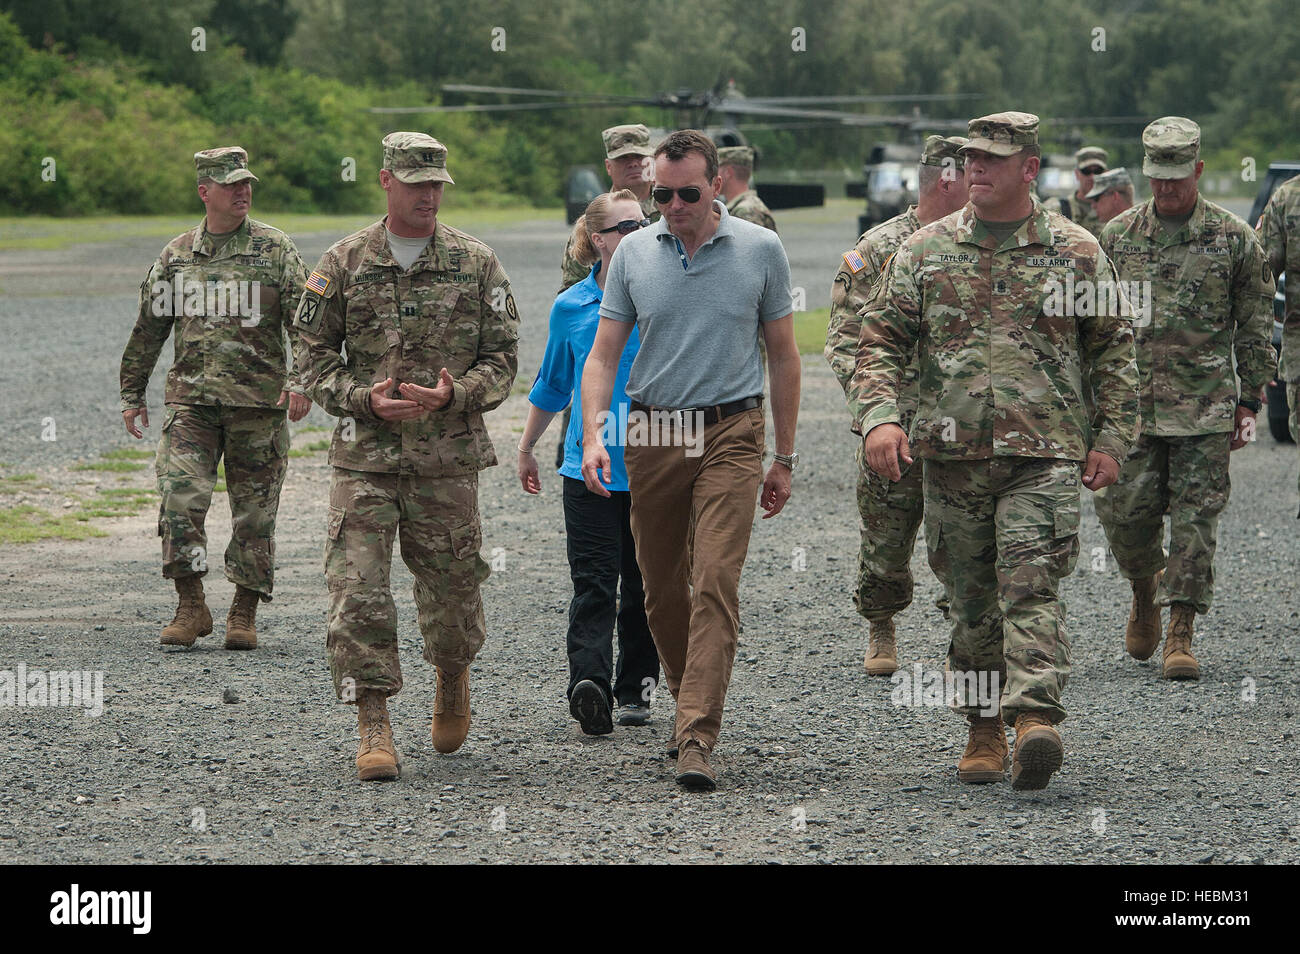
[843,249,867,274]
[305,270,331,296]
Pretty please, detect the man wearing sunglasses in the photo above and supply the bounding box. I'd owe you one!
[580,129,800,792]
[718,146,777,233]
[560,124,661,292]
[1058,146,1109,237]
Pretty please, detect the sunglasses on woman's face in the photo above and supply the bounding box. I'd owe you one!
[596,218,651,235]
[652,186,704,204]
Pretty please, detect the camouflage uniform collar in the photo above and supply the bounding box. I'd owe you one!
[902,206,921,231]
[954,198,1053,250]
[194,216,253,258]
[726,189,758,208]
[364,216,446,270]
[1134,193,1210,245]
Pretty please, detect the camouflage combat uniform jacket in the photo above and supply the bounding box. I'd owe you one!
[1060,193,1101,237]
[726,189,777,232]
[1101,195,1275,435]
[853,199,1140,463]
[292,218,519,476]
[830,206,920,428]
[120,217,307,411]
[1256,175,1300,382]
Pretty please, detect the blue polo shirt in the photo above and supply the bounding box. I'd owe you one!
[528,262,640,491]
[598,200,793,408]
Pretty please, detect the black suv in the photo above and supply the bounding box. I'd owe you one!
[1249,162,1300,443]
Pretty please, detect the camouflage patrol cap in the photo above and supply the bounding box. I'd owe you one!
[1074,146,1109,172]
[1085,166,1132,199]
[381,131,454,185]
[603,124,654,160]
[194,147,258,185]
[1142,117,1200,179]
[717,146,755,171]
[920,135,968,167]
[959,112,1039,157]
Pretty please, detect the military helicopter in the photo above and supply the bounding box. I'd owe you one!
[371,79,981,223]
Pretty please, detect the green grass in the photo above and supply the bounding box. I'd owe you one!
[0,505,107,544]
[71,459,145,472]
[0,205,556,251]
[101,447,154,460]
[0,472,44,494]
[288,438,331,458]
[794,308,829,356]
[294,425,332,435]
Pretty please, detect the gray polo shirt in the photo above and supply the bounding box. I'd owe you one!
[599,200,793,408]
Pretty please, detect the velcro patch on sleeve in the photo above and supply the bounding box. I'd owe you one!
[305,270,331,296]
[843,249,867,273]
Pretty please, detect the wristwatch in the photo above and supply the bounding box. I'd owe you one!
[774,451,799,471]
[1238,398,1261,413]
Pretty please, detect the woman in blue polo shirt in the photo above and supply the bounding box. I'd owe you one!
[517,190,660,736]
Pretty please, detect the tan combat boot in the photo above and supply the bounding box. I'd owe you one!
[1162,603,1200,680]
[957,714,1010,784]
[1125,571,1163,660]
[1011,712,1064,791]
[160,576,213,647]
[355,690,400,781]
[864,617,899,676]
[675,739,717,791]
[431,667,471,753]
[224,585,260,650]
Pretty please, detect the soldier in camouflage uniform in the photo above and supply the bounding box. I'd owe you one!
[718,146,777,232]
[827,135,968,676]
[293,132,519,781]
[560,124,660,292]
[1085,167,1135,226]
[120,147,310,652]
[855,113,1140,790]
[1056,146,1108,237]
[1096,117,1275,680]
[1256,171,1300,504]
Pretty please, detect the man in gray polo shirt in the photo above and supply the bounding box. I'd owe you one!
[580,129,800,792]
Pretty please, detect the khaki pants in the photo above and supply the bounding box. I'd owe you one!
[625,407,765,750]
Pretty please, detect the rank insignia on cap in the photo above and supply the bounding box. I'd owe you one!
[843,249,867,274]
[305,271,331,296]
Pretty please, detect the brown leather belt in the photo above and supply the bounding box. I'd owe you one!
[630,395,762,426]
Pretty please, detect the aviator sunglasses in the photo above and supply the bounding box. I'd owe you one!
[652,186,704,204]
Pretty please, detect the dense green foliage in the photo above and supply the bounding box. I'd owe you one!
[2,0,1297,214]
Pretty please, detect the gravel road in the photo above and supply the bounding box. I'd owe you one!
[1,199,1297,864]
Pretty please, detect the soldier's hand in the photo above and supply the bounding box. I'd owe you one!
[398,368,455,412]
[1230,405,1256,451]
[368,377,428,421]
[759,463,792,518]
[123,406,149,440]
[581,441,613,498]
[1082,450,1119,491]
[278,390,311,422]
[518,448,541,495]
[864,423,912,482]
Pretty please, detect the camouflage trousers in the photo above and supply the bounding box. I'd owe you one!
[1094,432,1230,615]
[853,444,924,620]
[325,467,491,700]
[923,457,1080,725]
[155,403,288,598]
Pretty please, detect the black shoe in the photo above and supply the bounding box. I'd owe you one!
[616,703,651,726]
[570,680,613,736]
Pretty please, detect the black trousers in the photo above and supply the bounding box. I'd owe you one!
[562,477,659,706]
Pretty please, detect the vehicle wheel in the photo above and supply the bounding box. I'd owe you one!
[1266,380,1294,443]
